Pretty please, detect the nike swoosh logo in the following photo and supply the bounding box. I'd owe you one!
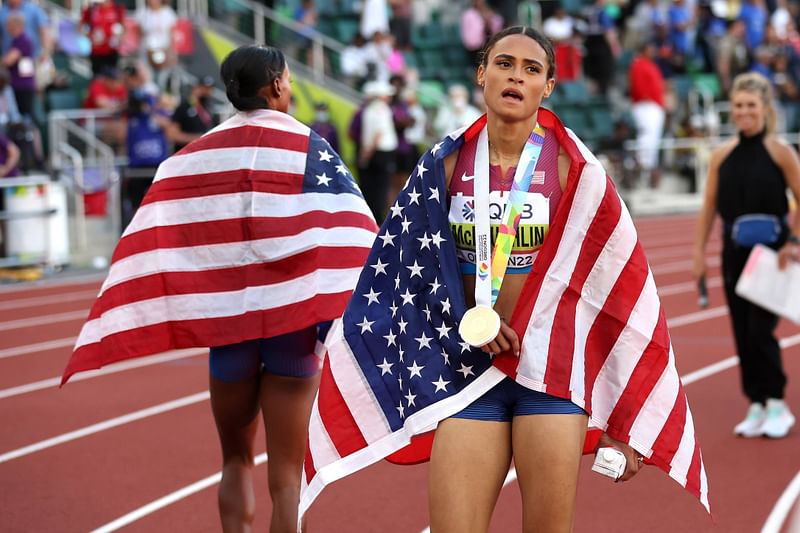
[461,173,475,182]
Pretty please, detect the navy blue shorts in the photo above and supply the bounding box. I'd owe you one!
[208,326,321,381]
[451,377,586,422]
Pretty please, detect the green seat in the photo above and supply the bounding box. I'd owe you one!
[334,17,359,43]
[47,89,82,111]
[589,106,615,140]
[559,107,592,138]
[558,80,589,103]
[692,74,721,99]
[417,80,445,107]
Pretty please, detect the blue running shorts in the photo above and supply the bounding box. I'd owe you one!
[209,326,321,381]
[451,377,586,421]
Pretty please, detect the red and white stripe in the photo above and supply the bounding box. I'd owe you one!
[63,109,378,384]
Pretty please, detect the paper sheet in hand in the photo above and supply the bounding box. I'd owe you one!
[735,244,800,324]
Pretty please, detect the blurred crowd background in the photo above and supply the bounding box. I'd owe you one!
[1,0,799,276]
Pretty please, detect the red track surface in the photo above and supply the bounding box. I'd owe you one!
[1,214,799,532]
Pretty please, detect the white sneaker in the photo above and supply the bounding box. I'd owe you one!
[734,403,766,437]
[761,399,796,439]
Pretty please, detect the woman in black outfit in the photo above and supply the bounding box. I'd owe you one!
[693,72,800,439]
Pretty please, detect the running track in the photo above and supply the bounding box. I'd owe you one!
[1,214,799,533]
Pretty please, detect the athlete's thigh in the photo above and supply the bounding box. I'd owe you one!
[511,413,588,533]
[429,418,512,533]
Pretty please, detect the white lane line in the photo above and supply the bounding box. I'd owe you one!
[0,337,76,360]
[762,471,800,533]
[418,468,518,533]
[0,289,99,311]
[645,246,721,262]
[657,277,722,298]
[652,256,722,276]
[0,272,105,294]
[667,306,729,328]
[682,334,800,385]
[89,453,268,533]
[0,349,206,399]
[0,392,210,464]
[0,310,87,332]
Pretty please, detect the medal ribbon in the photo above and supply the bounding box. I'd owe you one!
[473,123,546,307]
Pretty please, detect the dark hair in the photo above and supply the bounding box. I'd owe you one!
[480,26,556,80]
[220,45,286,111]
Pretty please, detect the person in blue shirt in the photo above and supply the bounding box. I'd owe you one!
[739,0,767,51]
[0,0,50,59]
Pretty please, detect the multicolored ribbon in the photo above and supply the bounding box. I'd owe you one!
[488,124,546,304]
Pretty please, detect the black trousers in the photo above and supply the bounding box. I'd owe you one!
[360,150,395,224]
[722,240,787,403]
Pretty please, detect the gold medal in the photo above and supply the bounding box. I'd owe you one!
[458,305,501,347]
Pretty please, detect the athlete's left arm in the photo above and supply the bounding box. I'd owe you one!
[771,138,800,268]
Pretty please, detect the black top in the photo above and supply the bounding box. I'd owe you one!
[171,101,215,152]
[717,129,788,224]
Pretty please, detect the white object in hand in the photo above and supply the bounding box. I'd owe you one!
[591,447,627,480]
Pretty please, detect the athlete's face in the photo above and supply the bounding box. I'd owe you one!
[476,34,555,123]
[731,89,767,136]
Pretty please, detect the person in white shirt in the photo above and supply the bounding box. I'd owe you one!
[136,0,177,89]
[433,84,482,139]
[360,79,398,221]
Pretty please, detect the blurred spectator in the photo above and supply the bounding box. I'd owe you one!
[166,75,216,153]
[403,88,426,151]
[653,22,679,78]
[739,0,768,50]
[772,0,792,40]
[0,68,22,131]
[582,0,620,95]
[433,84,481,139]
[385,34,406,76]
[674,115,704,193]
[488,0,517,28]
[310,101,339,153]
[136,0,177,90]
[292,0,318,66]
[80,0,126,77]
[717,19,750,94]
[461,0,503,67]
[628,0,666,49]
[629,41,666,188]
[543,4,582,82]
[389,0,412,50]
[122,87,169,230]
[363,31,393,82]
[359,80,397,221]
[772,51,799,130]
[83,66,127,146]
[389,74,415,192]
[0,0,50,60]
[123,62,160,100]
[340,34,369,89]
[597,119,637,189]
[0,132,20,177]
[667,0,691,66]
[361,0,389,39]
[750,45,775,82]
[695,2,726,73]
[2,13,35,118]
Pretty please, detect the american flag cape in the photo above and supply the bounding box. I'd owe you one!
[62,109,378,384]
[300,108,710,516]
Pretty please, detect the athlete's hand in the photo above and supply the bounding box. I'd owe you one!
[598,433,644,482]
[692,249,707,281]
[481,318,520,357]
